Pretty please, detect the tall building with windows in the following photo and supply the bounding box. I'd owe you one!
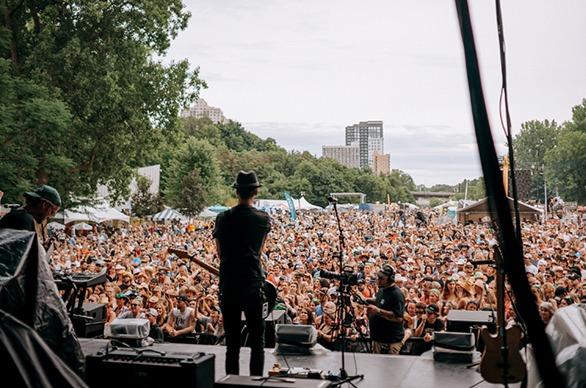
[322,145,360,168]
[373,152,391,175]
[181,98,226,123]
[345,121,384,168]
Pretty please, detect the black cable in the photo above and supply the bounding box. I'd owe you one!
[454,1,564,387]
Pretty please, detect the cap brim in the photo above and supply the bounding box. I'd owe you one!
[24,191,41,199]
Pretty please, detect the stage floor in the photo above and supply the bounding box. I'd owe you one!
[80,339,518,387]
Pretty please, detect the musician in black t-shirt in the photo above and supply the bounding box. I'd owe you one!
[366,265,405,354]
[213,171,271,376]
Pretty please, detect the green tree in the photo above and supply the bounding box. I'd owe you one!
[545,131,586,203]
[1,0,205,204]
[165,138,222,214]
[131,175,164,217]
[513,119,559,200]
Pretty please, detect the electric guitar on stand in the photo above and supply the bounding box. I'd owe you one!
[168,248,277,319]
[479,247,526,384]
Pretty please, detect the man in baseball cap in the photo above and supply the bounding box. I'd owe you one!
[0,185,62,245]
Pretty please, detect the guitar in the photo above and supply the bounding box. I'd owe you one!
[168,248,277,319]
[479,247,526,384]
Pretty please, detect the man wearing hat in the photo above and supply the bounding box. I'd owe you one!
[213,171,271,376]
[146,308,164,342]
[364,265,405,354]
[0,185,61,245]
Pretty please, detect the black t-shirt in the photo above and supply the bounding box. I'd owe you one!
[0,208,35,232]
[213,204,271,298]
[423,318,444,334]
[369,284,405,343]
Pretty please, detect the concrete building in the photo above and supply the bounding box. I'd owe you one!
[345,121,384,168]
[322,145,360,169]
[181,98,226,123]
[372,152,391,175]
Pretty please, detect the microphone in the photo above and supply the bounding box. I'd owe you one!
[327,196,337,203]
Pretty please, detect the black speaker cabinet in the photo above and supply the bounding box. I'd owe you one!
[446,309,496,351]
[86,347,215,388]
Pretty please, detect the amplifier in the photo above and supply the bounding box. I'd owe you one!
[215,375,332,387]
[86,347,215,388]
[446,310,496,351]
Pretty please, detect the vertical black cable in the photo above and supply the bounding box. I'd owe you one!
[453,1,564,387]
[495,0,523,242]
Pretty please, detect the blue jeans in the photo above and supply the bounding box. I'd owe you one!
[221,289,265,376]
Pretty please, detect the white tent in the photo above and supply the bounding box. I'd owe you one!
[54,200,130,224]
[47,222,65,230]
[152,208,187,222]
[296,196,323,210]
[73,222,93,231]
[198,208,218,219]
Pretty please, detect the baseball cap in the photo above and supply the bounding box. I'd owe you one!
[146,308,159,317]
[378,265,395,278]
[177,294,189,302]
[24,185,62,207]
[426,304,439,314]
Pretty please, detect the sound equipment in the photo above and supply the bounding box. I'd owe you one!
[82,302,106,321]
[86,346,215,388]
[215,375,332,388]
[242,309,286,348]
[275,324,317,354]
[169,248,278,319]
[446,310,496,333]
[433,332,475,363]
[479,247,526,384]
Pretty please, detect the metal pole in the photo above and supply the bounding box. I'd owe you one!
[543,172,547,224]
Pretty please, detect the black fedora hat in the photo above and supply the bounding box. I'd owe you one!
[233,171,262,189]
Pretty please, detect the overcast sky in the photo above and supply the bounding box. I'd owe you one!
[165,0,586,185]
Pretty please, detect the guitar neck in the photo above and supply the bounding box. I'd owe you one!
[494,247,506,329]
[168,248,219,277]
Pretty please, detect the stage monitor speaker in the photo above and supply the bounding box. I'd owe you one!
[446,310,496,333]
[242,309,286,348]
[86,347,215,388]
[446,309,496,351]
[215,375,332,387]
[433,331,475,363]
[82,302,106,321]
[275,324,317,355]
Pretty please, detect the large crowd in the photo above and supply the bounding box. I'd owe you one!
[49,206,586,352]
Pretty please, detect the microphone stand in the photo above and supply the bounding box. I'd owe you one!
[327,196,364,387]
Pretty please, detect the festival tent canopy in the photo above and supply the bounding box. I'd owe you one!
[198,208,218,219]
[208,204,229,213]
[296,196,323,210]
[151,208,187,222]
[55,201,130,224]
[47,222,65,230]
[73,223,93,231]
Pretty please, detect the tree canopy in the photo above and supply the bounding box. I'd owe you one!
[1,0,204,205]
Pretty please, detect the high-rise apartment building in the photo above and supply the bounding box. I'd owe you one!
[345,121,384,168]
[181,98,226,123]
[322,145,360,169]
[373,152,391,176]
